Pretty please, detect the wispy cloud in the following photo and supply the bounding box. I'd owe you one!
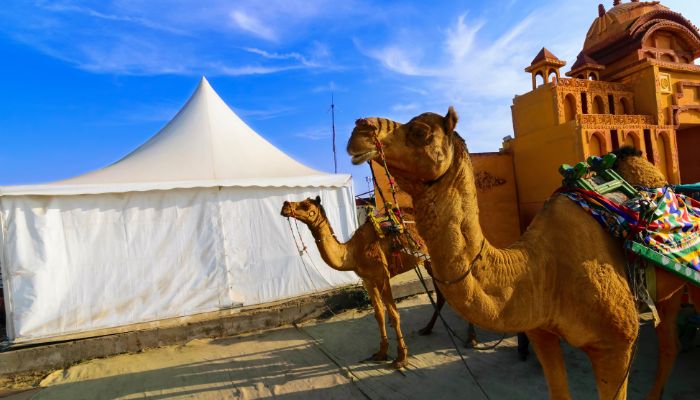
[38,2,188,35]
[392,102,420,112]
[311,81,343,93]
[356,1,596,151]
[294,126,332,141]
[230,10,277,41]
[234,106,297,120]
[0,0,363,77]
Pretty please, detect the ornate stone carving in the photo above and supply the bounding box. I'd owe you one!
[474,171,507,191]
[577,114,655,127]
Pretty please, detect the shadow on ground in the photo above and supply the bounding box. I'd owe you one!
[9,295,700,400]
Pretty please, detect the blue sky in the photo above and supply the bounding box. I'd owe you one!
[1,0,698,194]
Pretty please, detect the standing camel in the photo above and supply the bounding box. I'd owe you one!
[281,196,476,369]
[612,146,700,399]
[348,108,640,399]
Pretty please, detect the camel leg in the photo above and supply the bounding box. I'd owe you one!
[527,329,571,400]
[418,286,445,335]
[465,322,478,348]
[379,281,408,369]
[365,283,389,362]
[646,283,684,400]
[584,343,633,400]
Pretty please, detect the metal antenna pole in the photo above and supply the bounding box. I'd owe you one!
[331,92,337,173]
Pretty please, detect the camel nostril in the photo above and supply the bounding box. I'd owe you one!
[355,118,370,128]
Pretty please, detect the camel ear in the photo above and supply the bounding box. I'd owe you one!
[444,106,458,133]
[314,195,321,204]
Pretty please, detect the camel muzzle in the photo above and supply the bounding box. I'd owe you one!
[280,202,293,217]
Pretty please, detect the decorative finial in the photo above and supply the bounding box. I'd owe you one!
[598,4,606,17]
[613,0,621,5]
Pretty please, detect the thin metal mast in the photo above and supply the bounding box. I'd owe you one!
[331,92,337,173]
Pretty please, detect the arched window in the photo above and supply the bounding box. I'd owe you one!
[548,69,558,84]
[576,74,585,79]
[620,97,631,115]
[593,96,605,114]
[588,132,605,157]
[624,132,639,148]
[588,72,597,81]
[535,71,545,87]
[564,94,577,122]
[656,132,672,180]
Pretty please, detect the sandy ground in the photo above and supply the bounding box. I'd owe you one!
[3,294,700,400]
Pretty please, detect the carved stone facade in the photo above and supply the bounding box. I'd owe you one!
[508,1,700,228]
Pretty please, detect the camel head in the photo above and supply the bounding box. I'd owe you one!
[612,146,667,188]
[280,196,325,225]
[347,108,460,184]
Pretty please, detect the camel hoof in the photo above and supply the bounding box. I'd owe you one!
[390,359,408,369]
[464,337,478,348]
[361,352,388,363]
[418,326,432,336]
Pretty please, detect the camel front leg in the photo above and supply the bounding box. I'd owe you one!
[527,329,572,400]
[584,343,633,400]
[365,282,389,362]
[379,281,408,369]
[646,283,683,400]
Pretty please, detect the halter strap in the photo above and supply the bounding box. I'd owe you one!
[431,239,486,286]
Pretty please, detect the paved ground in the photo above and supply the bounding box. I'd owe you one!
[2,294,700,400]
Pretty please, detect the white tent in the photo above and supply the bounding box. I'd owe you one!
[0,78,359,343]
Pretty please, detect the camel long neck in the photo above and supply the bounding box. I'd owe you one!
[303,216,353,272]
[396,144,535,331]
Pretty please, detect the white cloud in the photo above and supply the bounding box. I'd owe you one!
[392,102,420,112]
[244,48,317,67]
[311,81,343,93]
[230,10,277,41]
[294,126,332,141]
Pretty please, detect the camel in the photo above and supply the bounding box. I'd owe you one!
[280,196,476,369]
[348,108,643,399]
[612,146,700,399]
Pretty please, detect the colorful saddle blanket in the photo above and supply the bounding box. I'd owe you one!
[563,187,700,285]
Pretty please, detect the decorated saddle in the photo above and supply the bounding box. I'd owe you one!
[559,154,700,287]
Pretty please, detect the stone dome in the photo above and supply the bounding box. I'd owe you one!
[583,1,669,55]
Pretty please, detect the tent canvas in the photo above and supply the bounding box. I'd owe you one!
[0,78,359,343]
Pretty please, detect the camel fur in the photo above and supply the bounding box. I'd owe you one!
[612,146,700,400]
[347,108,640,399]
[280,196,476,369]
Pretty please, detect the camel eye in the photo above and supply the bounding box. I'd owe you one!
[408,122,433,145]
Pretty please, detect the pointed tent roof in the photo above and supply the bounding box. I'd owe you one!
[1,78,349,196]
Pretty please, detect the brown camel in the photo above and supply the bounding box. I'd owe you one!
[612,146,700,400]
[348,108,641,399]
[280,196,476,369]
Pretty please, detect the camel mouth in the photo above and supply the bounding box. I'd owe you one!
[351,150,377,165]
[280,203,293,217]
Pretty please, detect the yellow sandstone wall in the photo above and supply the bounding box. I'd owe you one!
[371,153,521,248]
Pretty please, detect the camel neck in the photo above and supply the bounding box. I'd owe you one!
[304,216,352,272]
[397,143,535,331]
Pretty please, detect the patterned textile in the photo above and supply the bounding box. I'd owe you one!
[562,187,700,272]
